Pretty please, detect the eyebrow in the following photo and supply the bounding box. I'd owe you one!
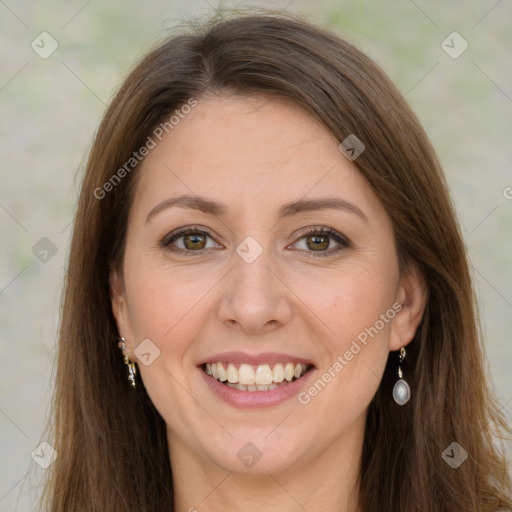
[145,194,369,224]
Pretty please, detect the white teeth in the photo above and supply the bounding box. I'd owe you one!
[272,363,285,382]
[225,382,292,392]
[204,361,309,389]
[284,363,294,381]
[216,362,227,382]
[226,363,238,383]
[255,364,273,385]
[239,364,255,385]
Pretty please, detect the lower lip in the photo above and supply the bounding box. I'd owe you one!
[199,367,316,408]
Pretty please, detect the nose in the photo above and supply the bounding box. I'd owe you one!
[217,247,293,335]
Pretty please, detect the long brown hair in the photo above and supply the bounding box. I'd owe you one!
[40,11,512,511]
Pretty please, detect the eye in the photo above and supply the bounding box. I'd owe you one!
[291,227,350,257]
[161,225,350,257]
[161,227,222,253]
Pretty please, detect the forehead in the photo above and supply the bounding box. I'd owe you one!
[130,94,388,225]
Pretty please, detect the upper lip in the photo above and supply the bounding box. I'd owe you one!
[197,351,316,367]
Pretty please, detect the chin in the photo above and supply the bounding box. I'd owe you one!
[203,433,308,475]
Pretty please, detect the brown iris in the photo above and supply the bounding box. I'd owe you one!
[306,234,329,251]
[183,234,207,250]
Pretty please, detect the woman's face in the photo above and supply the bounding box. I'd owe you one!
[111,94,425,475]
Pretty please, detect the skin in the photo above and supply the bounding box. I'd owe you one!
[110,94,427,512]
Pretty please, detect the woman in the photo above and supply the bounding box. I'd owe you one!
[41,11,512,512]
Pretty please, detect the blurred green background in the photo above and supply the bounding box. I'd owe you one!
[1,0,511,509]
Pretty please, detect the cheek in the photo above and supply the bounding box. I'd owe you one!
[124,251,205,336]
[121,263,211,421]
[296,261,397,404]
[336,280,391,342]
[302,263,396,347]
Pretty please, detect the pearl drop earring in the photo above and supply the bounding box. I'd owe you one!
[392,346,411,405]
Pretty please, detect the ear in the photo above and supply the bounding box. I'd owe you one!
[109,267,134,347]
[388,264,429,351]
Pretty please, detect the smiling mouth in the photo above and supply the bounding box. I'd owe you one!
[202,362,314,392]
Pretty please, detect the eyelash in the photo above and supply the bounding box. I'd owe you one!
[161,226,350,258]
